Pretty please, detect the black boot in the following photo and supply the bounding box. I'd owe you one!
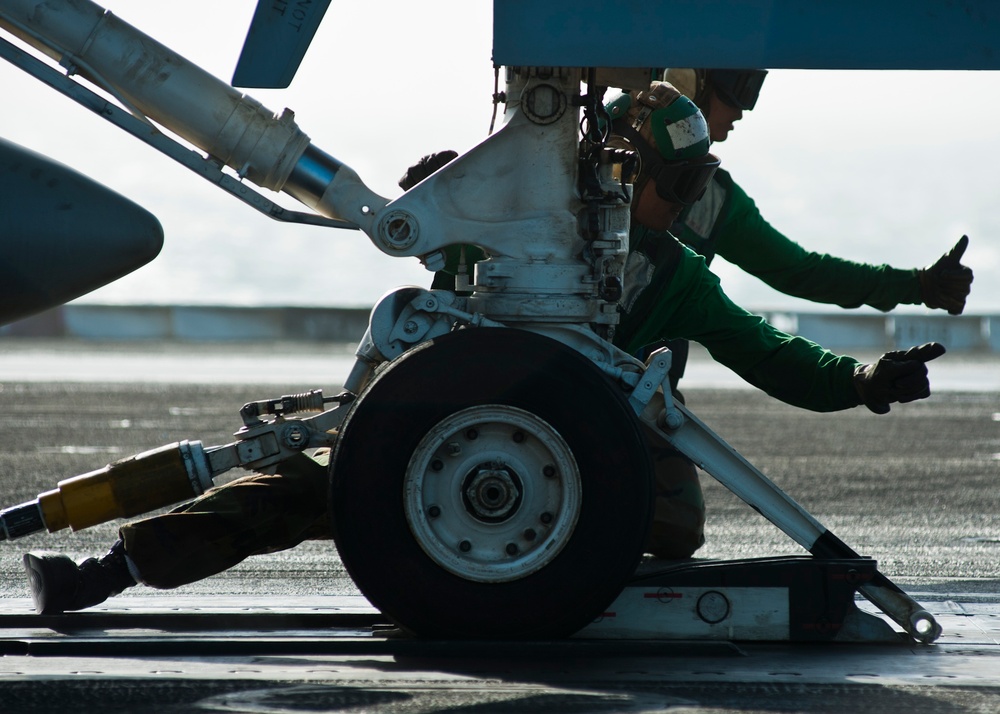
[23,540,137,615]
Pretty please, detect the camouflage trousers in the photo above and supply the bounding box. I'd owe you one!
[643,426,706,559]
[119,451,332,589]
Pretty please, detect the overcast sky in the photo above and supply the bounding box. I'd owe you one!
[2,1,999,312]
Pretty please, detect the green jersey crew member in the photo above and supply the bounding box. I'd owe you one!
[606,80,953,558]
[653,67,973,396]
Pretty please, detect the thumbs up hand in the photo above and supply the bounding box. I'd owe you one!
[919,235,974,315]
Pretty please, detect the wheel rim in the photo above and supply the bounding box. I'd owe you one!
[404,405,582,583]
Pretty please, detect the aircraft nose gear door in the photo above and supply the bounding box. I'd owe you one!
[330,327,654,639]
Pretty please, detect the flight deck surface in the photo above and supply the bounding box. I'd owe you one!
[1,594,1000,713]
[0,345,997,711]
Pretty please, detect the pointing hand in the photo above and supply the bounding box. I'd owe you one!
[853,342,946,414]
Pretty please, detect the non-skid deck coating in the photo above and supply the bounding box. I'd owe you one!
[1,595,999,679]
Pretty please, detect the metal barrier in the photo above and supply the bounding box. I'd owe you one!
[2,305,998,351]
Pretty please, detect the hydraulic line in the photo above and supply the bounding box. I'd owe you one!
[0,0,384,227]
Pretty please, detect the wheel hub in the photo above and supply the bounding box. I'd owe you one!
[463,463,522,522]
[404,405,582,583]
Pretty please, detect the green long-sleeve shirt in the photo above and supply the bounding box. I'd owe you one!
[674,169,922,311]
[614,224,862,412]
[429,177,866,411]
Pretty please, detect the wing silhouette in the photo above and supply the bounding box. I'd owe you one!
[0,138,163,326]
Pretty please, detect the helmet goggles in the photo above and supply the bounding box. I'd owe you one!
[707,69,768,110]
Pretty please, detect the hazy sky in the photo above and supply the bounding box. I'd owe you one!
[3,1,999,312]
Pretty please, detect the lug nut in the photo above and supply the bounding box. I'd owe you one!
[506,543,519,555]
[427,505,441,518]
[459,540,472,552]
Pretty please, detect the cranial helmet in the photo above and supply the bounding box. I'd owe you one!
[663,68,768,111]
[605,81,719,206]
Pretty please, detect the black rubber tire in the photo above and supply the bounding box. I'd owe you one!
[330,327,653,639]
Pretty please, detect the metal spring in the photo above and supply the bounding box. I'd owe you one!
[280,389,326,413]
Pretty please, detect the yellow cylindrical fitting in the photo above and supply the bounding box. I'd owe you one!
[37,441,211,532]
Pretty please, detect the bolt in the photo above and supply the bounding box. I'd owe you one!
[431,459,444,472]
[281,424,308,449]
[387,218,411,242]
[447,442,462,456]
[459,540,472,553]
[506,543,519,556]
[427,505,441,518]
[512,431,526,444]
[402,320,419,335]
[540,512,553,524]
[523,528,537,541]
[662,408,685,431]
[543,465,556,478]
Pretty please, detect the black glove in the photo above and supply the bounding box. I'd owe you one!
[853,342,946,414]
[398,150,458,191]
[919,235,974,315]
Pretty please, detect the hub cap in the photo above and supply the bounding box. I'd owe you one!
[404,405,582,582]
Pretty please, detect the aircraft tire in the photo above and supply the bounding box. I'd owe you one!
[330,327,653,639]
